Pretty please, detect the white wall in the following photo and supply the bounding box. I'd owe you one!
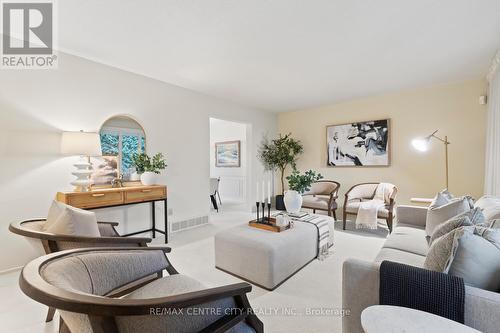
[209,118,247,202]
[0,52,276,271]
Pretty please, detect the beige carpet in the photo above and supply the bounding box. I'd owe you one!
[0,206,388,333]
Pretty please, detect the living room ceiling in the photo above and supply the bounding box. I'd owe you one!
[58,0,500,111]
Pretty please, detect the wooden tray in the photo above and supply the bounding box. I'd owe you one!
[248,218,290,232]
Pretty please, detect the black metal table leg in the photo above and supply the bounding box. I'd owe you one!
[151,201,156,238]
[164,199,168,243]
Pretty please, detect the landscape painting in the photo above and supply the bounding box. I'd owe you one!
[326,119,390,166]
[215,140,241,167]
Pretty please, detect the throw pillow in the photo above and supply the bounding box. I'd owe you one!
[425,226,500,292]
[425,196,474,236]
[45,205,100,237]
[429,208,487,245]
[474,195,500,222]
[43,200,66,231]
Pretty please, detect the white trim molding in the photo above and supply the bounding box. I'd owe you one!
[487,50,500,82]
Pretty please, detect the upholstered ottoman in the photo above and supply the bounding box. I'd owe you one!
[215,217,334,290]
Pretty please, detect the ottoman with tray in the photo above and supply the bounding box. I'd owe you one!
[214,215,334,290]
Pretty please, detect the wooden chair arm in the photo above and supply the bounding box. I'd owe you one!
[20,246,251,316]
[9,220,152,244]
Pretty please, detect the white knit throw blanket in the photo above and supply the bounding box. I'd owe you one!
[355,183,393,229]
[293,215,333,260]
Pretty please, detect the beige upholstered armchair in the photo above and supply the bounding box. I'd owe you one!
[20,247,263,333]
[301,180,341,219]
[9,219,152,322]
[342,182,398,232]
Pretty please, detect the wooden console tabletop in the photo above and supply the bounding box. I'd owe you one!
[56,185,168,243]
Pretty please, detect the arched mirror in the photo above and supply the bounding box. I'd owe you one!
[98,115,146,182]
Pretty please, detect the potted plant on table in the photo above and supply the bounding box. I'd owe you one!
[258,133,303,210]
[132,152,167,185]
[284,170,323,213]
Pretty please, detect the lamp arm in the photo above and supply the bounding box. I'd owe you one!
[430,133,450,144]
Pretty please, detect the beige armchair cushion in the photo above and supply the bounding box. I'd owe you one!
[43,200,66,231]
[302,195,336,210]
[305,182,337,196]
[348,183,379,200]
[117,275,254,333]
[345,201,391,218]
[45,205,100,237]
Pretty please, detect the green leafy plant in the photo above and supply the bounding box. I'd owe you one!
[258,133,303,195]
[132,153,167,174]
[286,170,323,194]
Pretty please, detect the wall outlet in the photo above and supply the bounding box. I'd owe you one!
[168,208,173,216]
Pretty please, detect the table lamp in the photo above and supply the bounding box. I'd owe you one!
[61,130,102,192]
[412,130,451,189]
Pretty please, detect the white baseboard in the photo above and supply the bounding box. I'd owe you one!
[0,266,22,275]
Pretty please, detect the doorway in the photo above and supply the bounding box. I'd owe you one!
[209,118,249,211]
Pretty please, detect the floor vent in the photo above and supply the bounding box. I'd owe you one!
[171,215,208,232]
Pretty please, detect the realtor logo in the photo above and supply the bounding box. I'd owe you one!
[1,1,57,69]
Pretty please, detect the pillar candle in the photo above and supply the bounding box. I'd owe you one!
[267,181,271,204]
[256,182,259,202]
[262,180,265,202]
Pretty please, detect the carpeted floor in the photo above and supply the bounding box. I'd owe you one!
[0,205,388,333]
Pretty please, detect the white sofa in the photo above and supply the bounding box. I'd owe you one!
[342,203,500,333]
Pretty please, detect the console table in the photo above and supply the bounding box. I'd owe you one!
[56,185,168,243]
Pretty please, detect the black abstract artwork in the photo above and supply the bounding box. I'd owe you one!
[327,119,390,166]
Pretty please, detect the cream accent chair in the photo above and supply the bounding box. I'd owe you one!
[342,182,397,233]
[301,180,340,219]
[20,247,263,333]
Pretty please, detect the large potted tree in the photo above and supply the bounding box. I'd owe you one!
[258,133,303,210]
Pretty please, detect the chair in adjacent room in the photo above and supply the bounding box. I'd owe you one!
[342,182,398,233]
[20,247,263,333]
[209,177,221,211]
[301,180,341,219]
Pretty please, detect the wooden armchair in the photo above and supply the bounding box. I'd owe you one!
[342,183,398,233]
[20,247,263,333]
[9,218,152,322]
[301,180,341,219]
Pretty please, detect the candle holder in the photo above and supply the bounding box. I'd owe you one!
[267,202,271,223]
[255,202,260,222]
[261,202,266,223]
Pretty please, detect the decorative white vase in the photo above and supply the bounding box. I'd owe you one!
[140,172,157,185]
[130,171,141,181]
[284,190,303,214]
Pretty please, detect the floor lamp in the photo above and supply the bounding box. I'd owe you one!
[412,130,451,190]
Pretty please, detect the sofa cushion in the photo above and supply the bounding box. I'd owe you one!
[45,205,100,237]
[425,196,473,236]
[448,227,500,292]
[118,274,254,333]
[382,225,428,256]
[474,195,500,222]
[429,208,486,245]
[425,226,500,292]
[375,248,426,268]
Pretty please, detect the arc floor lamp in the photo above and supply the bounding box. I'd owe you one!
[412,130,451,189]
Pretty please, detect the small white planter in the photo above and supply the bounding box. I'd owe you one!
[140,171,158,186]
[284,190,303,214]
[130,172,141,181]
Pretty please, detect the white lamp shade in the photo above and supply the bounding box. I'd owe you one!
[412,137,430,152]
[61,131,102,156]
